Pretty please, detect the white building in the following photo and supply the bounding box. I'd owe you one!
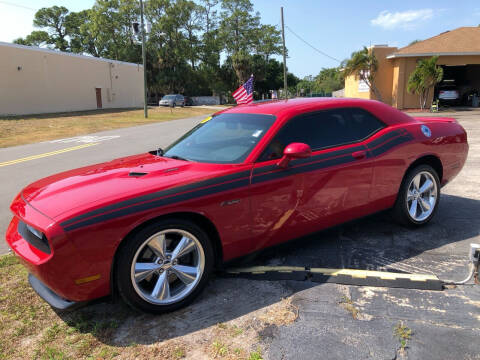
[0,42,143,116]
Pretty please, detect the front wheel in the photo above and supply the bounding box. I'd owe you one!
[392,165,440,226]
[116,219,213,313]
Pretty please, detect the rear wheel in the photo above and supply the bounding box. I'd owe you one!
[116,219,213,313]
[392,165,440,226]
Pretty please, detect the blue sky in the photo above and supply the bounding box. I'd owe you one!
[1,0,480,78]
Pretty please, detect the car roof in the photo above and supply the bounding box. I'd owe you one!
[218,97,412,125]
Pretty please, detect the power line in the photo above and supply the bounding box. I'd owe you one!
[285,25,341,63]
[0,1,37,11]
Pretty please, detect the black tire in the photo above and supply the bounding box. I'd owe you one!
[392,164,441,227]
[172,102,176,108]
[115,218,214,314]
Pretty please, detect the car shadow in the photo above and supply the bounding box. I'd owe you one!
[55,193,479,347]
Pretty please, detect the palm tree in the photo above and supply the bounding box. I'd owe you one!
[343,47,383,102]
[407,56,443,110]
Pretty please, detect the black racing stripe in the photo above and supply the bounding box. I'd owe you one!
[252,154,355,185]
[64,177,250,232]
[253,164,278,175]
[60,170,251,227]
[367,129,402,149]
[369,134,413,157]
[252,132,412,184]
[253,145,365,175]
[291,145,365,167]
[62,131,413,231]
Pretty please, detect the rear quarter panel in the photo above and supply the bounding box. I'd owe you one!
[371,119,468,210]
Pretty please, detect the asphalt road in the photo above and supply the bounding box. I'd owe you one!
[0,114,207,254]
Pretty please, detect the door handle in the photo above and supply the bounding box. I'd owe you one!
[352,150,367,160]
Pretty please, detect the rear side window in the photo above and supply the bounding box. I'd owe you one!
[258,107,385,161]
[347,108,385,140]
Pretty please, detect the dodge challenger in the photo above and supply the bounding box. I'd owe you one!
[5,98,468,313]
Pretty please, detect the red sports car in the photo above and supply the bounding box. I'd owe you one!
[5,98,468,313]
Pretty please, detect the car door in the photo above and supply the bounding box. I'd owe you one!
[249,107,385,251]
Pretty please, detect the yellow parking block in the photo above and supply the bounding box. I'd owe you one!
[309,268,439,282]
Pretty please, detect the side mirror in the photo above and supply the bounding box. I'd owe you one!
[277,142,311,168]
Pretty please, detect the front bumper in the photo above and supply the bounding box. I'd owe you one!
[6,193,111,303]
[28,273,83,311]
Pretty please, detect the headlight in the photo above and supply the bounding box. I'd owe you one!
[26,223,43,239]
[18,221,51,254]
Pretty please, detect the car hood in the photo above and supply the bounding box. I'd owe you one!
[21,153,245,221]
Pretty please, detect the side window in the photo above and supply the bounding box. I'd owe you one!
[346,108,385,140]
[258,107,385,161]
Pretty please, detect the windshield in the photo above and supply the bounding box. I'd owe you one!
[163,113,276,163]
[162,95,176,100]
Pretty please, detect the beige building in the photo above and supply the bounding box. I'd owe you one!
[0,42,143,116]
[345,27,480,109]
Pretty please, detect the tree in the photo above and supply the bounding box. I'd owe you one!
[343,47,383,102]
[255,24,282,61]
[86,0,140,62]
[13,0,289,98]
[13,31,50,47]
[315,67,344,94]
[219,0,259,83]
[66,10,100,56]
[33,6,70,51]
[183,1,203,69]
[407,56,443,110]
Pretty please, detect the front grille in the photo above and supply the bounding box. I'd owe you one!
[17,221,51,254]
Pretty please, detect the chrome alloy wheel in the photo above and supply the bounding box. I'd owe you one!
[406,171,438,222]
[130,229,205,305]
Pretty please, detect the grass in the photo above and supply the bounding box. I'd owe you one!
[394,321,412,350]
[0,253,288,359]
[0,106,217,148]
[0,253,132,359]
[212,340,229,357]
[248,349,263,360]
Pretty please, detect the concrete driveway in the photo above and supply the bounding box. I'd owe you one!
[1,110,480,359]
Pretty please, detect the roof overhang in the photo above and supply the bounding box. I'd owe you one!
[387,51,480,59]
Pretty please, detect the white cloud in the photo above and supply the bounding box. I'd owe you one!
[371,9,435,30]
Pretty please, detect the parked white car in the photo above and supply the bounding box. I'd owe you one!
[159,94,185,107]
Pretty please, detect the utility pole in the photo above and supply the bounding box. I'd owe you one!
[281,7,287,99]
[140,0,148,118]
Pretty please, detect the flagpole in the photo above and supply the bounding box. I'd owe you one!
[281,7,288,99]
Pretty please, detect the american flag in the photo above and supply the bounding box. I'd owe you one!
[232,76,254,104]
